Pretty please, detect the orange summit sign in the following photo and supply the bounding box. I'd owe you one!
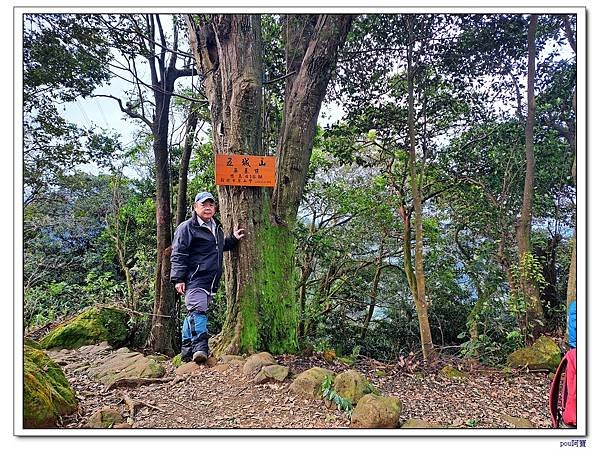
[215,154,277,187]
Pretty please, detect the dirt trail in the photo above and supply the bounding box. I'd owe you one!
[56,348,553,430]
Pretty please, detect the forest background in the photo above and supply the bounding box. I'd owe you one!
[7,2,597,448]
[18,10,582,364]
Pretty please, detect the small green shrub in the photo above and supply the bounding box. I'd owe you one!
[321,374,353,416]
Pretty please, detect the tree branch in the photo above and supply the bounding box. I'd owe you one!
[91,94,153,128]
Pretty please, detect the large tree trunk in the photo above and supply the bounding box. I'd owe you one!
[516,14,544,341]
[186,15,267,355]
[186,14,352,355]
[406,16,435,361]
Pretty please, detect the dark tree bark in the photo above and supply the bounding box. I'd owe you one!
[361,238,385,341]
[175,109,199,227]
[94,15,197,356]
[142,16,195,356]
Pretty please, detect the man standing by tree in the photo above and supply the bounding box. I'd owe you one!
[170,192,245,363]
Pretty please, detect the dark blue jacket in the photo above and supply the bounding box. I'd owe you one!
[170,212,238,293]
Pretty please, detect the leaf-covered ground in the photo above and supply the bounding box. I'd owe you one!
[54,346,553,430]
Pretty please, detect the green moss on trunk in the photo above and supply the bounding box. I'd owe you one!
[239,221,298,354]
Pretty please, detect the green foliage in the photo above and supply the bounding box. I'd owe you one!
[509,251,548,336]
[83,270,126,303]
[458,293,526,366]
[24,171,157,331]
[459,330,524,367]
[172,354,183,368]
[321,374,354,416]
[24,14,118,203]
[24,345,78,427]
[465,418,480,428]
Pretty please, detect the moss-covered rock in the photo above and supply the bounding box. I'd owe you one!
[23,345,78,428]
[440,365,467,380]
[507,336,561,371]
[172,354,183,368]
[39,306,130,350]
[24,338,42,350]
[350,394,402,428]
[289,367,335,399]
[87,348,165,387]
[333,370,376,405]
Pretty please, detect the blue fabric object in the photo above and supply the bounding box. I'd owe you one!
[181,311,209,359]
[568,300,576,349]
[194,191,215,203]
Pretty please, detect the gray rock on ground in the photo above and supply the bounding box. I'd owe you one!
[85,407,124,428]
[242,352,277,376]
[254,364,289,384]
[401,418,443,428]
[87,348,166,387]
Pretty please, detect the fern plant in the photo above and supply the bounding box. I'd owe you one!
[321,374,353,416]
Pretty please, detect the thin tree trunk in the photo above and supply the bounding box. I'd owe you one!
[406,15,435,361]
[361,238,385,341]
[298,251,315,339]
[176,109,199,227]
[147,15,188,354]
[108,176,135,310]
[399,206,418,301]
[147,87,178,355]
[517,14,544,341]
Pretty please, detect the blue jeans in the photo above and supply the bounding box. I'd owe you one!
[181,311,209,361]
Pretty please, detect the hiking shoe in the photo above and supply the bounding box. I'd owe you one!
[193,350,208,364]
